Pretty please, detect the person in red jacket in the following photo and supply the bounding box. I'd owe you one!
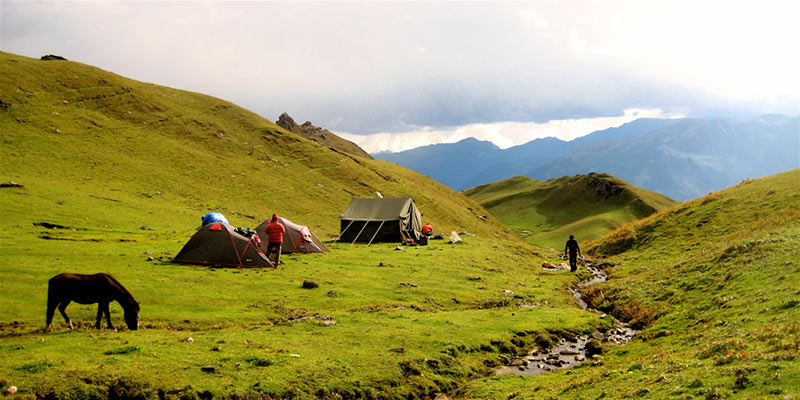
[264,214,286,265]
[421,222,434,237]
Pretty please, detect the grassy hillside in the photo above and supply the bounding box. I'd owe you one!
[464,173,676,249]
[462,169,800,399]
[0,52,607,398]
[0,51,512,240]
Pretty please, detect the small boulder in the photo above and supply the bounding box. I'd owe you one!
[302,280,319,289]
[388,347,405,353]
[200,366,215,373]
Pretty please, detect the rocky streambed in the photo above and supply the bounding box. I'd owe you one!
[496,264,637,376]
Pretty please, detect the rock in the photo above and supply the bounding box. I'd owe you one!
[394,246,404,251]
[399,282,417,288]
[147,256,154,262]
[200,366,215,373]
[185,337,194,343]
[0,181,23,188]
[434,394,449,400]
[302,280,319,289]
[468,277,482,281]
[585,340,603,356]
[388,347,405,353]
[6,386,17,395]
[290,354,301,358]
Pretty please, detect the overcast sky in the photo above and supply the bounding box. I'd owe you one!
[2,1,798,152]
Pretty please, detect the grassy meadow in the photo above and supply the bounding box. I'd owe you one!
[464,174,676,249]
[462,169,800,399]
[1,51,798,399]
[1,52,598,398]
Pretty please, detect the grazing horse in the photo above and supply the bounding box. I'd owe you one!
[46,273,140,331]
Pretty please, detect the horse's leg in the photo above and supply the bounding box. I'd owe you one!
[104,302,113,330]
[58,301,73,329]
[95,303,104,329]
[46,300,58,331]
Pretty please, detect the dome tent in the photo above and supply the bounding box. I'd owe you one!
[256,217,329,254]
[172,222,274,268]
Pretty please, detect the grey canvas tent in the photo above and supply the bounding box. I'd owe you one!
[172,222,274,268]
[338,196,422,243]
[255,217,329,254]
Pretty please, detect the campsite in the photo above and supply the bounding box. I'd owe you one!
[1,8,800,398]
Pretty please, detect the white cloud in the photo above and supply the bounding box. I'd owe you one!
[519,8,548,30]
[339,108,684,154]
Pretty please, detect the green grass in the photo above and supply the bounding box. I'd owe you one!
[464,174,676,249]
[2,51,797,399]
[461,169,800,399]
[0,52,601,398]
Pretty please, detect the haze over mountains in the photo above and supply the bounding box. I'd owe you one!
[376,115,799,200]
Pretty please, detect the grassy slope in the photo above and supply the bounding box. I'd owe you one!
[464,174,676,249]
[0,52,603,398]
[462,169,800,399]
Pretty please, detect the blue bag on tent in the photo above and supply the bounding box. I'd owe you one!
[201,212,229,226]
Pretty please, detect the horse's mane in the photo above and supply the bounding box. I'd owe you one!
[104,273,137,304]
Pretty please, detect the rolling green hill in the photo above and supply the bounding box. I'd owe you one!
[0,51,512,240]
[464,173,677,249]
[2,51,797,399]
[462,169,800,398]
[0,52,600,398]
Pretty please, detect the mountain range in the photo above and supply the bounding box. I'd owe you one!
[376,116,799,200]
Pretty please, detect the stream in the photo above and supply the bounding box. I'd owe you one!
[496,264,637,376]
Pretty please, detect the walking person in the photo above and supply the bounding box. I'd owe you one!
[264,214,286,266]
[564,234,581,272]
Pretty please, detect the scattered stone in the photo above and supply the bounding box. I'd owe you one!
[290,354,301,358]
[399,282,417,288]
[503,289,514,296]
[147,256,154,262]
[468,277,482,281]
[6,386,17,395]
[200,366,215,373]
[388,347,405,353]
[301,280,319,289]
[0,181,23,188]
[394,246,404,251]
[185,337,194,343]
[140,225,149,230]
[326,290,338,297]
[434,393,449,400]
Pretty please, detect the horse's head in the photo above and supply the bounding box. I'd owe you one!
[124,301,140,331]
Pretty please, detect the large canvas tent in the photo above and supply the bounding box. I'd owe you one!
[255,217,329,254]
[338,196,423,243]
[172,222,274,268]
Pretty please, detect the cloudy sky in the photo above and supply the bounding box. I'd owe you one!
[2,1,798,153]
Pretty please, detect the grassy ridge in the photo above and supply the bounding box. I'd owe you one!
[464,174,676,249]
[0,51,513,240]
[0,52,604,398]
[462,169,800,398]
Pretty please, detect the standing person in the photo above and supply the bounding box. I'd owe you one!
[264,214,285,266]
[564,234,581,272]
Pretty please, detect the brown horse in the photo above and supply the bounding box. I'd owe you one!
[46,273,139,331]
